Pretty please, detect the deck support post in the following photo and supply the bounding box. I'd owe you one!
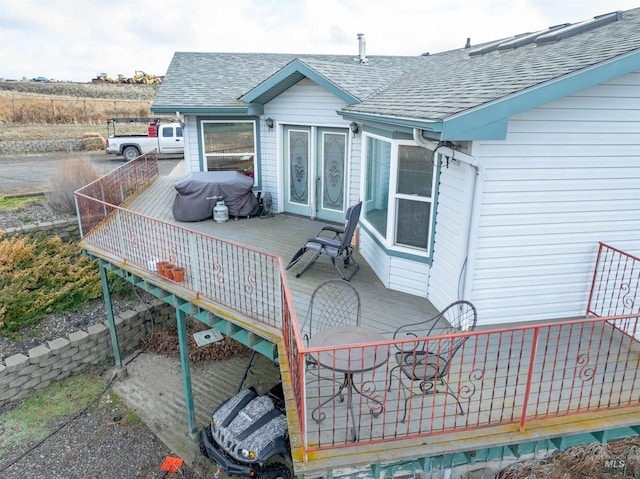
[177,307,197,436]
[100,261,122,369]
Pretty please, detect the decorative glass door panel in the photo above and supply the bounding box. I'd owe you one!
[283,127,311,217]
[289,130,309,205]
[283,126,348,222]
[321,132,346,212]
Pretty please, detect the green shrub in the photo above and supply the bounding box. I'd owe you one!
[0,235,102,336]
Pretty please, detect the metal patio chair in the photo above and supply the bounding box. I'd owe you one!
[388,300,477,422]
[301,279,361,376]
[286,201,362,281]
[300,279,362,347]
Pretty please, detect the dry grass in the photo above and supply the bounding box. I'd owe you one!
[0,80,159,138]
[499,437,640,478]
[1,97,151,124]
[46,156,100,214]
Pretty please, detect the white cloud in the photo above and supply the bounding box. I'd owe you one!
[0,0,637,82]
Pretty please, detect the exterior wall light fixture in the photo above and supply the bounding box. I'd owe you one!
[265,117,274,130]
[349,121,360,137]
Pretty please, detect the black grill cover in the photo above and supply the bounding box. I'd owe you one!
[172,171,260,222]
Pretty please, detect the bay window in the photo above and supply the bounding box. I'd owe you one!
[202,121,256,174]
[363,135,437,255]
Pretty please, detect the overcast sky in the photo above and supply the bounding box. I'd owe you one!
[1,0,638,82]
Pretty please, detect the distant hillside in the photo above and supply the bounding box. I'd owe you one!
[0,80,158,101]
[0,81,160,141]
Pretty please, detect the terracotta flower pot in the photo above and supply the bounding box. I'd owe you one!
[156,261,171,277]
[172,267,186,282]
[162,263,176,280]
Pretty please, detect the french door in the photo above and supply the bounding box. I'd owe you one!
[283,125,348,223]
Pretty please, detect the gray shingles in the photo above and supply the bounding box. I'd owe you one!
[154,8,640,121]
[153,53,428,109]
[345,8,640,120]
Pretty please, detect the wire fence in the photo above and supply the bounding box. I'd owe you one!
[0,97,152,124]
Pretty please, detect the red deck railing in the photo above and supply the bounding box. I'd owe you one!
[588,242,640,318]
[295,313,640,452]
[75,155,640,459]
[74,152,159,236]
[75,153,284,329]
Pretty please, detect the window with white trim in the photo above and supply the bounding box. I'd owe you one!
[201,120,256,175]
[363,135,437,254]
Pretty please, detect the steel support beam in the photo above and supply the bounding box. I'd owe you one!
[99,261,122,369]
[176,307,197,436]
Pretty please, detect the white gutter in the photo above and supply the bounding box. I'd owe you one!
[413,129,485,302]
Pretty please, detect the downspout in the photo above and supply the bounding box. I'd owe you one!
[413,129,485,302]
[175,111,185,128]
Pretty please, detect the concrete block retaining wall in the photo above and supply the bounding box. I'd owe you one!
[0,139,85,156]
[0,300,175,407]
[1,216,80,241]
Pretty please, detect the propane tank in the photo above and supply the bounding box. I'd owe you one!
[213,200,229,223]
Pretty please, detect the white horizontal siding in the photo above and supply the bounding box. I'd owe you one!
[184,115,200,173]
[349,134,362,206]
[470,71,640,325]
[507,120,639,134]
[258,117,279,208]
[359,229,390,287]
[388,256,429,297]
[266,78,348,126]
[427,160,470,309]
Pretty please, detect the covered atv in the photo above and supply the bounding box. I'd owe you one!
[199,381,292,479]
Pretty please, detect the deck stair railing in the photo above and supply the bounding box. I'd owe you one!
[75,155,640,458]
[588,242,640,321]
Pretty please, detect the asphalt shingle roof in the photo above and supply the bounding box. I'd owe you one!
[153,8,640,122]
[346,8,640,121]
[153,53,428,109]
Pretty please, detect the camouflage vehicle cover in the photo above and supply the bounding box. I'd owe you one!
[199,382,292,479]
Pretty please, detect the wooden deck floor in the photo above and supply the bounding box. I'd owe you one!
[92,166,640,478]
[126,172,439,336]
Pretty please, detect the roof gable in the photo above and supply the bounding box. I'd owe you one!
[153,52,428,115]
[239,59,360,105]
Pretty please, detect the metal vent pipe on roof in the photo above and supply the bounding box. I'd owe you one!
[357,33,367,63]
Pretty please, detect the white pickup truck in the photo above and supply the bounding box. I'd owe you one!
[105,117,184,161]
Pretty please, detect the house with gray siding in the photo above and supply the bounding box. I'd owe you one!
[152,8,640,326]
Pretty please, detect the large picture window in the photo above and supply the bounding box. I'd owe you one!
[363,136,436,254]
[202,121,256,174]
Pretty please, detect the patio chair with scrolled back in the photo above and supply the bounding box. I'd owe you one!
[286,201,362,281]
[388,300,477,422]
[301,279,361,371]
